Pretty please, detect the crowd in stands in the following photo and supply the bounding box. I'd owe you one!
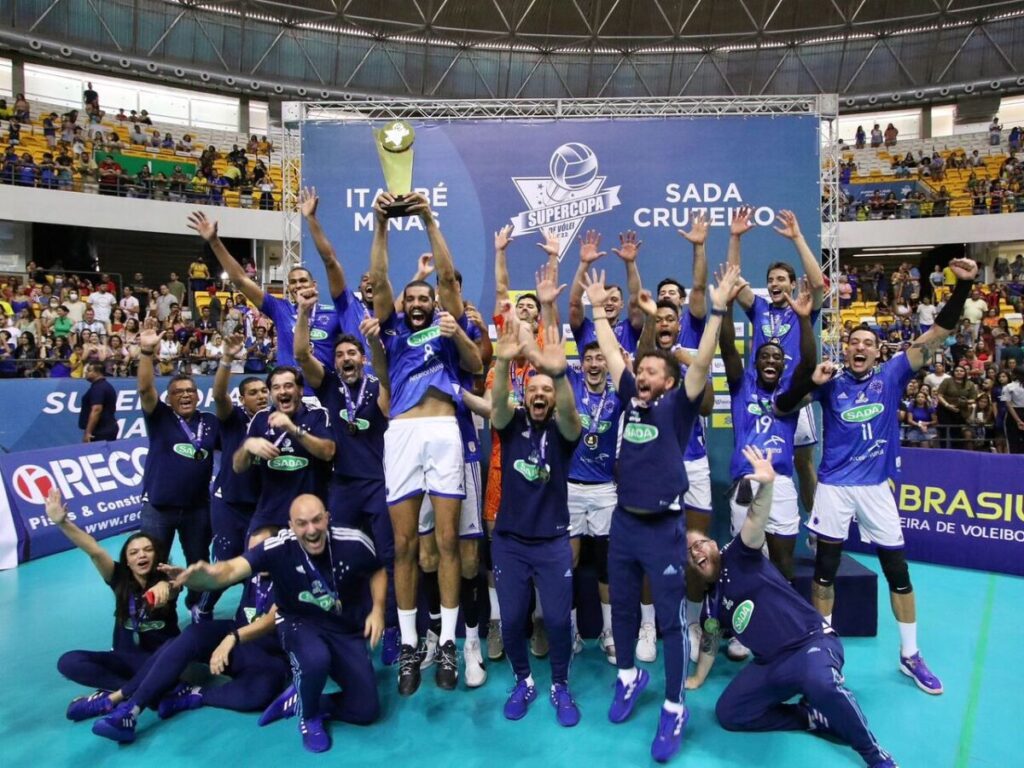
[834,259,1024,453]
[0,85,279,208]
[0,258,274,379]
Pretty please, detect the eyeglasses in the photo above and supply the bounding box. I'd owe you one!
[687,538,713,557]
[169,388,197,397]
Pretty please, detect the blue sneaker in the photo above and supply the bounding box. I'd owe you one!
[381,626,400,666]
[92,702,137,743]
[608,668,650,724]
[157,684,202,720]
[259,684,298,726]
[651,705,689,763]
[299,716,330,753]
[66,690,114,722]
[503,679,538,721]
[899,652,943,695]
[550,683,580,727]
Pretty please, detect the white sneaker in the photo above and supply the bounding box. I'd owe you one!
[687,622,701,664]
[572,632,584,655]
[463,639,487,688]
[726,636,750,661]
[599,628,617,665]
[420,629,439,670]
[636,622,657,663]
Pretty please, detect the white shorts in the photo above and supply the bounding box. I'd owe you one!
[729,474,800,537]
[384,416,465,505]
[568,481,617,538]
[683,456,712,513]
[418,459,483,538]
[795,403,818,447]
[807,482,904,548]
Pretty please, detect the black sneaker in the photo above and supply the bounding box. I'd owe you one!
[397,644,422,696]
[435,640,459,690]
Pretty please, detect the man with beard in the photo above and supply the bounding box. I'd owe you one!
[191,337,269,621]
[169,495,386,753]
[727,207,825,522]
[490,316,582,726]
[584,263,742,763]
[367,191,483,695]
[568,230,646,354]
[188,210,339,372]
[783,259,979,698]
[137,327,219,611]
[294,291,399,664]
[686,446,898,768]
[720,278,817,582]
[233,366,334,540]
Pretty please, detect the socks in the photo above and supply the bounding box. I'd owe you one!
[897,621,919,657]
[465,624,479,643]
[440,605,459,646]
[571,608,578,638]
[824,613,833,627]
[398,608,418,647]
[521,674,535,688]
[640,602,655,626]
[129,703,142,717]
[601,601,612,634]
[488,586,501,621]
[663,699,685,715]
[617,667,639,686]
[460,576,479,632]
[423,570,442,635]
[533,587,544,620]
[685,599,702,626]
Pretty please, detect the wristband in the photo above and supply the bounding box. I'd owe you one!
[710,307,727,317]
[140,350,154,356]
[231,628,241,644]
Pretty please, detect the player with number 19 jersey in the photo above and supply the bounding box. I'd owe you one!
[728,377,797,480]
[812,353,914,486]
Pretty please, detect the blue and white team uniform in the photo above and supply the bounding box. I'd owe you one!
[706,536,892,767]
[418,322,484,538]
[261,293,339,372]
[572,315,641,355]
[673,314,713,515]
[808,353,914,548]
[244,405,333,533]
[744,294,820,447]
[609,370,701,705]
[727,377,800,537]
[244,528,383,726]
[332,287,372,351]
[493,409,580,687]
[566,369,622,537]
[379,311,468,505]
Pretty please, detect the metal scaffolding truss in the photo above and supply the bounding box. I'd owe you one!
[283,95,840,347]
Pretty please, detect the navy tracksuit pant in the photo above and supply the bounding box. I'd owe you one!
[197,497,255,614]
[57,648,152,692]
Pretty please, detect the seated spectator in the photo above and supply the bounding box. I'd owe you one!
[109,307,128,335]
[115,108,128,122]
[148,130,162,149]
[105,132,125,151]
[160,132,175,150]
[105,334,131,377]
[156,329,179,375]
[251,159,268,186]
[131,165,154,199]
[13,93,30,122]
[139,110,152,125]
[904,391,938,448]
[15,153,37,187]
[176,134,194,152]
[48,337,73,377]
[129,122,147,146]
[968,149,985,167]
[201,332,225,373]
[14,331,45,378]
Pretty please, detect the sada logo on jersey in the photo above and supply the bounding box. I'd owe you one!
[510,143,622,261]
[840,403,884,423]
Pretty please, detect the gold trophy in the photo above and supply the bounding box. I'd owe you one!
[374,120,416,218]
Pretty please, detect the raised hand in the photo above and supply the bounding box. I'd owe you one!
[372,192,395,223]
[773,209,802,240]
[186,211,218,242]
[528,323,568,377]
[295,287,318,315]
[535,261,567,305]
[730,205,755,237]
[435,311,457,338]
[537,229,561,262]
[404,192,433,222]
[741,445,776,485]
[637,288,658,317]
[811,361,837,385]
[223,332,245,360]
[612,231,642,263]
[581,268,609,309]
[464,302,486,332]
[244,436,281,460]
[416,253,435,280]
[678,211,709,245]
[298,186,319,218]
[359,316,381,342]
[579,230,606,265]
[494,224,514,252]
[785,277,814,318]
[494,316,525,361]
[45,487,68,525]
[139,328,160,353]
[708,263,742,310]
[949,258,979,281]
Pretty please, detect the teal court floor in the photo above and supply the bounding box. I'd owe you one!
[1,534,1021,768]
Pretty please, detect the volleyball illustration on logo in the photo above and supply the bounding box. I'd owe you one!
[549,143,599,191]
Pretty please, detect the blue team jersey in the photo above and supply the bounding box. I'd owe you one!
[615,370,701,513]
[677,358,709,462]
[703,536,826,661]
[245,405,333,521]
[572,316,640,354]
[379,311,465,418]
[142,401,219,507]
[244,527,381,632]
[728,376,798,480]
[676,307,706,349]
[497,409,579,538]
[213,405,260,506]
[567,369,621,483]
[743,295,820,387]
[261,293,339,371]
[455,322,484,462]
[813,353,914,486]
[332,288,371,350]
[314,374,386,481]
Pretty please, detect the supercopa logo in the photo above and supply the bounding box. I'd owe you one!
[510,143,622,261]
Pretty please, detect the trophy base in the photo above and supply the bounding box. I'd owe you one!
[384,196,415,219]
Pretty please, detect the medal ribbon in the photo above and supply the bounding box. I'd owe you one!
[341,375,368,429]
[176,415,206,455]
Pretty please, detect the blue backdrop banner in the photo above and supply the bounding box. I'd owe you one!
[0,439,149,563]
[847,448,1024,576]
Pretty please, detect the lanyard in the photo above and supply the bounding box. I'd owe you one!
[526,420,550,482]
[128,592,142,644]
[341,376,368,433]
[510,365,527,404]
[766,307,785,341]
[299,541,341,613]
[582,384,609,434]
[252,574,273,618]
[176,415,206,457]
[701,582,722,635]
[269,406,303,447]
